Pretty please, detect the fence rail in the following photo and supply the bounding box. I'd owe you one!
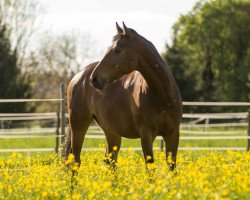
[182,102,250,106]
[0,147,247,153]
[1,133,249,140]
[0,92,249,153]
[0,99,63,103]
[0,99,249,106]
[0,128,56,135]
[182,112,248,119]
[181,123,248,128]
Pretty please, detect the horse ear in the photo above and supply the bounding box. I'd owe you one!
[122,22,132,38]
[116,22,123,34]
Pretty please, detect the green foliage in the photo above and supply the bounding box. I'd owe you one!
[0,22,32,113]
[163,0,250,103]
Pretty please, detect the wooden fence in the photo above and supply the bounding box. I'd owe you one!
[0,84,249,153]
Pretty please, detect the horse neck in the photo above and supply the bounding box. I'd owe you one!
[137,41,176,106]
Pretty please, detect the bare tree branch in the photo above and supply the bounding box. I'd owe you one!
[0,0,43,68]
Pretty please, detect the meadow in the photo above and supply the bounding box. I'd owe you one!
[0,150,249,199]
[0,126,249,199]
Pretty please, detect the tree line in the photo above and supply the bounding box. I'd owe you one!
[163,0,250,105]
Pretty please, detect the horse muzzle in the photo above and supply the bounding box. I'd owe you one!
[90,75,107,90]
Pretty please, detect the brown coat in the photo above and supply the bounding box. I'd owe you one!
[64,23,182,170]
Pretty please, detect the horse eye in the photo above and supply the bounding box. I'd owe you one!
[114,48,121,54]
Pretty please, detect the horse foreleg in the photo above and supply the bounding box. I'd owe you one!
[163,129,179,171]
[140,134,155,164]
[104,132,122,165]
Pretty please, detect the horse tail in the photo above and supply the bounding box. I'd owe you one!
[61,126,72,162]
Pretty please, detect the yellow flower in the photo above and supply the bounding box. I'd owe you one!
[68,153,75,161]
[42,191,48,197]
[72,193,81,200]
[193,191,198,197]
[146,155,152,161]
[8,187,12,193]
[113,146,118,151]
[72,165,79,171]
[147,163,156,170]
[65,153,75,165]
[103,181,111,189]
[167,152,174,164]
[88,191,95,200]
[222,189,229,196]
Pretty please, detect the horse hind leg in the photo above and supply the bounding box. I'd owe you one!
[67,112,92,166]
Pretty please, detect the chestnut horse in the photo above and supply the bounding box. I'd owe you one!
[63,22,182,170]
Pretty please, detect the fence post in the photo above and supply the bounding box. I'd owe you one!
[160,139,164,151]
[60,83,66,146]
[247,112,250,151]
[55,112,60,153]
[0,120,4,133]
[205,118,209,132]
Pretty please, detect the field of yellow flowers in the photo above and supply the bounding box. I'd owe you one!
[0,150,249,199]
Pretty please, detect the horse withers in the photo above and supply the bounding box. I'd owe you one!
[63,22,182,171]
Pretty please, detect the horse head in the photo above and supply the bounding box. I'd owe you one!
[90,22,139,90]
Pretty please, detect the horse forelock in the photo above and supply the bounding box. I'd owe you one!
[112,29,158,53]
[112,28,138,43]
[112,34,123,42]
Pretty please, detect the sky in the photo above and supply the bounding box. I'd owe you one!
[40,0,198,61]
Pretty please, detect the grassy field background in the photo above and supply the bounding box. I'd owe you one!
[0,126,248,155]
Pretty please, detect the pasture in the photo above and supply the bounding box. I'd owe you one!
[0,150,249,199]
[0,99,249,199]
[0,125,250,199]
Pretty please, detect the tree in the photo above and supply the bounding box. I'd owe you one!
[0,0,42,68]
[0,22,32,112]
[25,32,95,112]
[163,0,250,103]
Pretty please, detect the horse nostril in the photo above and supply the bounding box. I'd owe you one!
[90,75,107,90]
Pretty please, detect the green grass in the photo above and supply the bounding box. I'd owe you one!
[0,127,248,154]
